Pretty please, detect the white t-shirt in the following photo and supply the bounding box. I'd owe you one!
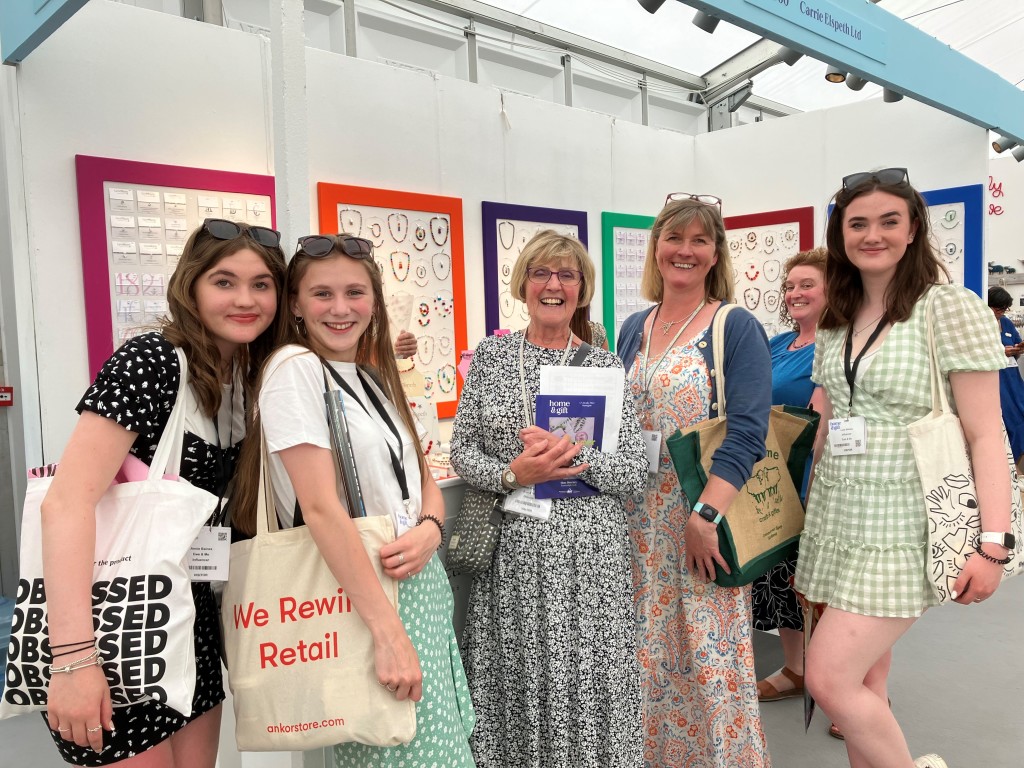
[259,345,424,532]
[184,370,246,448]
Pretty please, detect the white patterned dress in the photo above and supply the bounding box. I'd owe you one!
[794,285,1005,616]
[450,331,647,768]
[624,330,771,768]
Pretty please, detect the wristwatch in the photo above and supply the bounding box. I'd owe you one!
[692,501,723,526]
[501,466,521,491]
[978,531,1016,550]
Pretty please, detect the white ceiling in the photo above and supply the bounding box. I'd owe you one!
[501,0,1024,114]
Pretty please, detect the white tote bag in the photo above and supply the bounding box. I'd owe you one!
[1,347,217,718]
[219,439,416,751]
[907,292,1024,604]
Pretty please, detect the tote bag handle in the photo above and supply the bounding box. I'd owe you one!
[147,346,190,481]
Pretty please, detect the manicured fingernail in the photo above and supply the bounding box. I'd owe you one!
[950,590,958,599]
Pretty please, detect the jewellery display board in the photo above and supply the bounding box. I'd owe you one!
[826,185,983,295]
[481,202,589,335]
[317,183,466,419]
[76,155,276,376]
[601,212,656,352]
[722,207,815,339]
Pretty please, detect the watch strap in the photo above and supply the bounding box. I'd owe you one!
[692,501,723,525]
[978,531,1016,549]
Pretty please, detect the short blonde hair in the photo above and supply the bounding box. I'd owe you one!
[510,229,596,308]
[640,199,732,303]
[779,247,827,329]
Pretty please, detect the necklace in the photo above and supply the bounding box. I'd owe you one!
[790,336,814,350]
[519,329,574,426]
[431,251,451,282]
[389,250,409,282]
[430,216,449,246]
[387,213,408,242]
[498,220,515,251]
[641,300,707,402]
[853,312,885,336]
[656,300,704,336]
[412,222,429,251]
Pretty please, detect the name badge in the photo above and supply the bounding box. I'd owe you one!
[828,416,867,456]
[502,486,552,521]
[187,526,231,581]
[394,501,416,537]
[642,430,662,473]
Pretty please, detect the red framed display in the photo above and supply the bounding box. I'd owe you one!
[75,154,276,375]
[317,183,467,419]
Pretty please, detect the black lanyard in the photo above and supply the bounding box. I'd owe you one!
[843,318,888,415]
[209,379,236,527]
[322,364,410,505]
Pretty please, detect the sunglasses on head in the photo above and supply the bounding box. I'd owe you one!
[665,193,723,210]
[296,234,374,259]
[841,167,910,190]
[203,218,281,248]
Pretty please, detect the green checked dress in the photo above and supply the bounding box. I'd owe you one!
[794,285,1005,617]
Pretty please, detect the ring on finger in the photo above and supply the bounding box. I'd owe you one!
[386,684,397,692]
[58,727,71,733]
[87,726,102,733]
[398,552,405,565]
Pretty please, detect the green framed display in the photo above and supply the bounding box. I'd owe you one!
[601,211,655,352]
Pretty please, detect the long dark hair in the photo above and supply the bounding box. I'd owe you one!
[232,237,424,537]
[820,175,947,330]
[161,223,287,416]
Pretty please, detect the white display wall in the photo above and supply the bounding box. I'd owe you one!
[0,0,990,465]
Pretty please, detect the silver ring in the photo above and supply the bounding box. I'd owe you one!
[398,552,405,565]
[386,684,397,692]
[87,726,102,733]
[58,727,71,733]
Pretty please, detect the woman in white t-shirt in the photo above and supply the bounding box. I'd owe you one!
[232,233,475,766]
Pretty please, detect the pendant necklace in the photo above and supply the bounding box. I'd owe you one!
[656,300,704,336]
[853,311,885,337]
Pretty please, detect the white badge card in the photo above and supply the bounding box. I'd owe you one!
[642,429,662,473]
[187,526,231,581]
[503,486,553,521]
[394,503,416,537]
[828,416,867,456]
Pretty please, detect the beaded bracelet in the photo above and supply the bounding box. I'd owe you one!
[417,513,446,551]
[973,543,1012,565]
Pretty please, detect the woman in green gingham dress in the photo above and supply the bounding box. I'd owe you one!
[793,169,1012,768]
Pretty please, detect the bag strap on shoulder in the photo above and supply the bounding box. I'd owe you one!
[711,304,736,415]
[569,341,592,367]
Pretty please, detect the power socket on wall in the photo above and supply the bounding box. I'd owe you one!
[0,387,12,406]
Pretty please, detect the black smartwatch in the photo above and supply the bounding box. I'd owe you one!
[692,501,723,525]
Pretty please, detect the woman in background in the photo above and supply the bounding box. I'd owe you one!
[40,219,286,766]
[987,286,1024,470]
[617,194,772,768]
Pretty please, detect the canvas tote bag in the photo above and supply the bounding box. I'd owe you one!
[219,438,416,751]
[1,347,215,719]
[907,289,1024,604]
[666,304,819,587]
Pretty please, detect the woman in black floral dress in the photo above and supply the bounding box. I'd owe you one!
[39,219,286,766]
[451,230,646,767]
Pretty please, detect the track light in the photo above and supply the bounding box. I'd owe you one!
[777,46,803,66]
[1012,145,1024,163]
[845,74,867,91]
[824,66,846,84]
[636,0,667,12]
[692,10,720,33]
[993,134,1018,153]
[883,88,903,102]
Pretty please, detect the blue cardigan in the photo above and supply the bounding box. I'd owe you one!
[617,303,772,491]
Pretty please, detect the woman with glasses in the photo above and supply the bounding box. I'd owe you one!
[616,195,772,768]
[795,169,1011,768]
[40,219,287,766]
[231,233,475,766]
[987,286,1024,469]
[450,230,646,767]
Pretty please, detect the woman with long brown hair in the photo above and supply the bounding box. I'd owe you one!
[232,233,474,766]
[40,219,287,766]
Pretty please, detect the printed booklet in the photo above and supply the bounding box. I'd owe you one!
[534,394,606,499]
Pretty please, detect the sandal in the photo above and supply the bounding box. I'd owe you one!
[756,666,804,702]
[914,756,949,768]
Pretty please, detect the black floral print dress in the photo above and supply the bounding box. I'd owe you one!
[45,332,233,766]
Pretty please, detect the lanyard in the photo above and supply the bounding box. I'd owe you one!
[209,377,235,527]
[843,318,888,415]
[323,364,410,506]
[518,330,574,427]
[640,300,705,394]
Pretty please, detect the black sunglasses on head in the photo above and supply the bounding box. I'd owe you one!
[841,167,910,190]
[203,218,281,248]
[296,234,374,259]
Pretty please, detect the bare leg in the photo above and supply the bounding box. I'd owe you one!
[806,609,915,768]
[166,704,222,768]
[779,627,804,675]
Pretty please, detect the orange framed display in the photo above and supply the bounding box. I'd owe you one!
[317,183,466,419]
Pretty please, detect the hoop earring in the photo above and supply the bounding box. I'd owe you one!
[294,316,303,324]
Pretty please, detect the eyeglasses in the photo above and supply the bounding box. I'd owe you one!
[203,218,281,248]
[526,266,583,286]
[296,234,374,259]
[664,193,723,209]
[841,167,910,190]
